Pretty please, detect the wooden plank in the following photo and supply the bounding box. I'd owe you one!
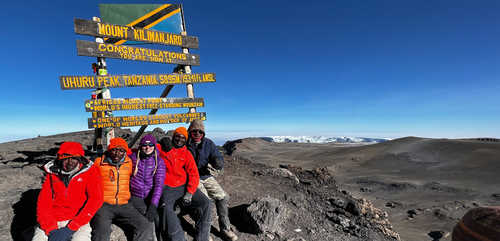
[76,40,200,65]
[88,112,206,129]
[74,18,199,49]
[84,97,204,112]
[59,73,215,90]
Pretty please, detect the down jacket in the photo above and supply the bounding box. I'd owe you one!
[128,148,166,207]
[94,155,133,205]
[37,160,103,235]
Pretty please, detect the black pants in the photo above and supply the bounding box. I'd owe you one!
[130,196,162,241]
[160,185,211,241]
[90,202,153,241]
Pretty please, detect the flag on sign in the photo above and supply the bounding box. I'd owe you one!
[99,4,184,45]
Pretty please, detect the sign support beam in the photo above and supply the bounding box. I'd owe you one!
[91,16,114,154]
[128,84,174,147]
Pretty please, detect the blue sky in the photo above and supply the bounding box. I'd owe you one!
[2,0,500,144]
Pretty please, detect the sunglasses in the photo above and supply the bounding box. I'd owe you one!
[190,129,204,135]
[141,143,155,147]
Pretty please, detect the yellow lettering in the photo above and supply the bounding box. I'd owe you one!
[154,31,160,42]
[133,29,139,39]
[98,44,106,52]
[147,31,154,41]
[159,32,165,43]
[98,23,105,35]
[122,26,128,38]
[62,77,70,88]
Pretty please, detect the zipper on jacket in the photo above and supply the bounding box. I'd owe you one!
[115,163,120,205]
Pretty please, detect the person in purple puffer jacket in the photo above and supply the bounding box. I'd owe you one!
[129,134,166,240]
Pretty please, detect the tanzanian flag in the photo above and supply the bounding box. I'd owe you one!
[99,4,184,45]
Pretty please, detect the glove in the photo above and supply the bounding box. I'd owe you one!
[182,192,193,207]
[145,204,158,222]
[48,227,75,241]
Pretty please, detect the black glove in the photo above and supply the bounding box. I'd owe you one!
[145,204,158,222]
[182,192,193,207]
[48,227,75,241]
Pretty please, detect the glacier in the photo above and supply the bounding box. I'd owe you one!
[267,136,390,144]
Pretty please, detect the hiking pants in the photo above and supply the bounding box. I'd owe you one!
[198,176,232,231]
[198,176,227,201]
[32,220,91,241]
[130,196,162,241]
[160,185,211,241]
[90,202,153,241]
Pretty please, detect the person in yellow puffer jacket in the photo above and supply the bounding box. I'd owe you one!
[90,138,153,241]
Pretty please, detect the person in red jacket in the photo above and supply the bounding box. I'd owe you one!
[33,142,103,241]
[157,127,211,241]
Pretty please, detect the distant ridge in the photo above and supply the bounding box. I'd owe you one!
[266,136,390,144]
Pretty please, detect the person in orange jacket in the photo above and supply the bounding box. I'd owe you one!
[90,138,153,241]
[157,127,211,241]
[33,142,103,241]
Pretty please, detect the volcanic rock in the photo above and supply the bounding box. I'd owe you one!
[452,206,500,241]
[244,197,289,235]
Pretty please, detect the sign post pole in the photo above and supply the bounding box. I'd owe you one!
[180,6,196,114]
[92,16,114,154]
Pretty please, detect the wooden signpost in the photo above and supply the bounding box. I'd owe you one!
[60,4,213,153]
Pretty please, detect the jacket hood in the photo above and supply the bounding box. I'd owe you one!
[43,159,94,178]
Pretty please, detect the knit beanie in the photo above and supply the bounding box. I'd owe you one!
[139,134,157,146]
[107,138,130,154]
[174,127,188,138]
[188,119,205,132]
[57,142,84,160]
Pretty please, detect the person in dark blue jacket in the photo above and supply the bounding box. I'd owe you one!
[187,120,238,241]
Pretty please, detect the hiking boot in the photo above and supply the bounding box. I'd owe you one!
[222,229,238,241]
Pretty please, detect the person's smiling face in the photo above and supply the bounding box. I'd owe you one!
[141,142,155,155]
[109,148,126,162]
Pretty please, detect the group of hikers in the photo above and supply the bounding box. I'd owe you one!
[33,120,238,241]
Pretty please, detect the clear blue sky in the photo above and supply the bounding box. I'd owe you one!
[2,0,500,144]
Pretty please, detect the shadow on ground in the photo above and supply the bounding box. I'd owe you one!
[11,189,40,241]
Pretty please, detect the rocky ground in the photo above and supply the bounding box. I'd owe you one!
[1,129,400,241]
[223,137,500,241]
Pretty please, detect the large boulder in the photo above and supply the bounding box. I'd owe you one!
[452,206,500,241]
[245,197,289,235]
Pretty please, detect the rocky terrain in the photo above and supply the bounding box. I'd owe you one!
[223,137,500,241]
[1,129,400,241]
[2,129,498,241]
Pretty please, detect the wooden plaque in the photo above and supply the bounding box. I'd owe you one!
[60,73,215,89]
[74,18,199,49]
[76,40,200,65]
[85,97,204,112]
[88,112,206,128]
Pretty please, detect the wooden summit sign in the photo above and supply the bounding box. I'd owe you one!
[85,97,204,112]
[74,18,199,49]
[61,4,215,149]
[77,40,200,65]
[88,112,206,128]
[60,73,215,89]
